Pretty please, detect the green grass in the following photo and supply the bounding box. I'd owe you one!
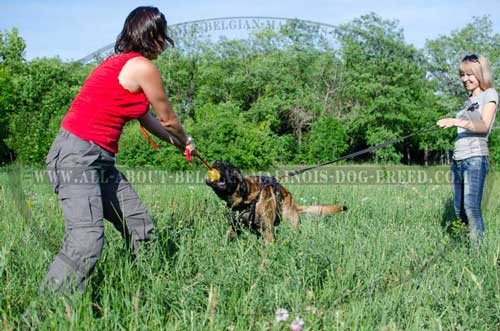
[1,165,500,330]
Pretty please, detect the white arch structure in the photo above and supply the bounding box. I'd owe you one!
[78,16,336,64]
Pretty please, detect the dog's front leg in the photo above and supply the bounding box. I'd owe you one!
[226,210,242,241]
[256,188,277,245]
[254,211,274,245]
[260,215,275,245]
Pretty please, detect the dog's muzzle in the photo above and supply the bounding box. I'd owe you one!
[206,177,226,190]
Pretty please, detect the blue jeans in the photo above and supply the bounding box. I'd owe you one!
[451,156,489,242]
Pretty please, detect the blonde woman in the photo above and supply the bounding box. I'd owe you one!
[437,54,498,244]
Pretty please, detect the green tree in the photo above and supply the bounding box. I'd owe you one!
[0,28,26,72]
[0,64,14,162]
[0,29,26,162]
[6,59,90,163]
[189,102,280,170]
[335,13,438,163]
[302,116,348,163]
[156,23,347,167]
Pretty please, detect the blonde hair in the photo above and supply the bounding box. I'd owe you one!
[459,55,493,91]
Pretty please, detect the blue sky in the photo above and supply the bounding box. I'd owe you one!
[1,0,500,61]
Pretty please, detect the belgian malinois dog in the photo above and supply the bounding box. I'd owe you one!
[206,160,346,244]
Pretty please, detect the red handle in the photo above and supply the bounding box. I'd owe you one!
[184,147,192,162]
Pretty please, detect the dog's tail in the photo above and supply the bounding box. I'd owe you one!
[297,205,347,216]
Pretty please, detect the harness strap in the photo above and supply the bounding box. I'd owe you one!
[247,176,283,226]
[239,176,249,202]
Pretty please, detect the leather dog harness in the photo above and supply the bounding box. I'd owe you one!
[238,176,283,228]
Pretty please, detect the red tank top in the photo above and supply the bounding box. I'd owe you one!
[61,52,149,153]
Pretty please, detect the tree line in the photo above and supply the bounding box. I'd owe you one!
[1,13,500,170]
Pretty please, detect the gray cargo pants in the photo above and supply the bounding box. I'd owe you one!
[40,128,153,293]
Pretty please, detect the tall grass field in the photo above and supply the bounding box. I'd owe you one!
[1,165,500,330]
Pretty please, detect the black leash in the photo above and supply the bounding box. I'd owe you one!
[279,125,441,179]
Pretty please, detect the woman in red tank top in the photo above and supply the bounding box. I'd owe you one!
[37,6,197,296]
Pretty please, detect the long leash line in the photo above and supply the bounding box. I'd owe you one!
[140,118,446,179]
[279,125,442,179]
[272,106,473,179]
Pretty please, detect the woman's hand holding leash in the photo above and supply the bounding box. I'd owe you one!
[436,118,457,129]
[184,136,198,161]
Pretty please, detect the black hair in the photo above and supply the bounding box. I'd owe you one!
[114,6,174,59]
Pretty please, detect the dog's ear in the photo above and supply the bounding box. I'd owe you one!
[213,160,223,169]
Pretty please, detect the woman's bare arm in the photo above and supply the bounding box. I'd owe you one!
[138,111,184,150]
[437,101,497,132]
[120,56,192,147]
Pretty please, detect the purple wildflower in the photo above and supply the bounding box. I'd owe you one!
[290,317,305,331]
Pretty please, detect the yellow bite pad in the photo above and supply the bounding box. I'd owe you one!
[207,168,221,181]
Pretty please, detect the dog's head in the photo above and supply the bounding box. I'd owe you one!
[206,160,246,199]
